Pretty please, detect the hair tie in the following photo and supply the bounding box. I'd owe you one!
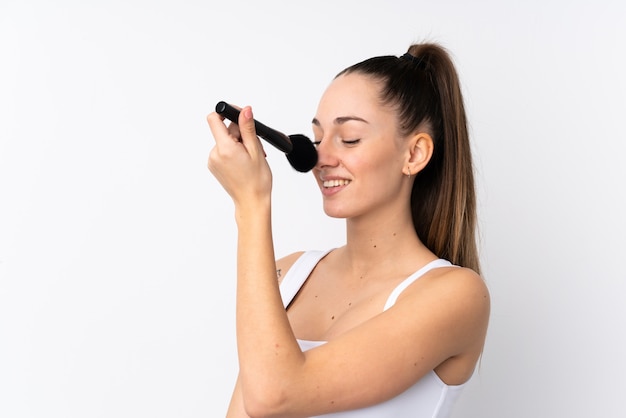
[400,53,427,71]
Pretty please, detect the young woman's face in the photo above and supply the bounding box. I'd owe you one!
[311,73,410,220]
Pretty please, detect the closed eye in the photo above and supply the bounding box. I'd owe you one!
[311,139,360,147]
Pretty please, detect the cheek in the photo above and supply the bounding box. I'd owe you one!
[357,151,403,181]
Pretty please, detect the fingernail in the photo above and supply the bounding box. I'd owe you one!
[244,107,253,120]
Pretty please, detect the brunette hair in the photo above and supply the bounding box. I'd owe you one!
[337,43,480,274]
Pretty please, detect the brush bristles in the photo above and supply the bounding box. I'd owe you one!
[286,134,318,172]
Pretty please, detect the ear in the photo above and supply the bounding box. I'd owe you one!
[403,132,434,176]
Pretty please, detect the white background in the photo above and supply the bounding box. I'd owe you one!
[1,1,625,417]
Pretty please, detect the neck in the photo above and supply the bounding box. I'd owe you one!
[340,204,431,274]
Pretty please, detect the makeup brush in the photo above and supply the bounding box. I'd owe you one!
[215,101,318,172]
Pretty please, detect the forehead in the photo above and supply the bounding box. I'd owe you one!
[314,73,394,125]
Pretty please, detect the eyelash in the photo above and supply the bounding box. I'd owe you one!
[312,139,361,146]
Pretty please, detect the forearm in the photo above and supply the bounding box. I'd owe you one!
[234,202,305,408]
[226,376,250,418]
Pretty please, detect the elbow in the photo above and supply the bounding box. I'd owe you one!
[242,381,295,418]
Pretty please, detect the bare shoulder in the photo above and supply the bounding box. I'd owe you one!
[408,265,489,301]
[397,265,490,349]
[275,251,305,284]
[418,266,490,317]
[436,266,489,298]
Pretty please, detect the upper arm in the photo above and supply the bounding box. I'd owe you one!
[276,267,490,416]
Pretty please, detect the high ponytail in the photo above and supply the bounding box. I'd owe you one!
[337,43,480,274]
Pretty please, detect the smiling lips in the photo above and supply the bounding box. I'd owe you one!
[322,179,351,188]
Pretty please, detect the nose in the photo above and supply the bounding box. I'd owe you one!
[314,138,340,170]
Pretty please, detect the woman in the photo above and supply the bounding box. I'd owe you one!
[207,43,490,418]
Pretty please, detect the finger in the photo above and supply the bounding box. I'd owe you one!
[207,111,245,151]
[237,106,264,158]
[223,104,243,140]
[227,120,242,141]
[206,112,232,145]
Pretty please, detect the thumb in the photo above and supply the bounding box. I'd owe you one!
[238,106,263,157]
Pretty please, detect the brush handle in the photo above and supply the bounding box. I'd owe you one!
[215,101,293,153]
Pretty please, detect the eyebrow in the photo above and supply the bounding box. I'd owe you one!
[311,116,370,126]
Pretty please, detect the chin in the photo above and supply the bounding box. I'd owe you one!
[322,203,359,219]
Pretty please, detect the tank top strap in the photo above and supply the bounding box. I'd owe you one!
[383,259,455,311]
[279,249,332,309]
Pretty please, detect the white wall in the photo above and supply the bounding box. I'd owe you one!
[1,1,625,417]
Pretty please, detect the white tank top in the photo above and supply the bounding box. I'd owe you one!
[279,250,468,418]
